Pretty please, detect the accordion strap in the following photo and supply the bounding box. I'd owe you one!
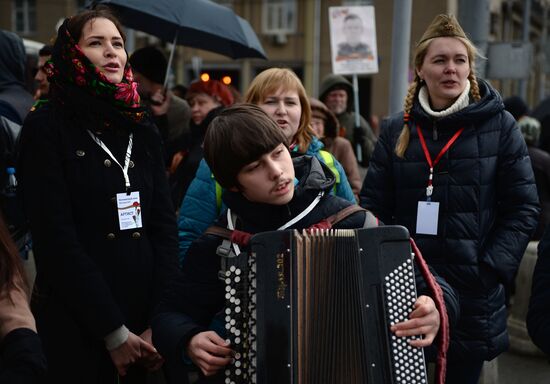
[206,204,377,282]
[204,226,253,247]
[308,204,374,231]
[410,238,449,384]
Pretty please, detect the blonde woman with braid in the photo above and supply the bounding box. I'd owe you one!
[360,14,539,384]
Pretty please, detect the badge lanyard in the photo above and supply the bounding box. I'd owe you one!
[416,125,464,201]
[87,130,134,193]
[226,191,324,256]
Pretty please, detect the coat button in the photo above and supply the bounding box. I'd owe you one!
[76,150,85,157]
[106,233,116,240]
[104,159,112,167]
[128,160,135,168]
[131,231,141,239]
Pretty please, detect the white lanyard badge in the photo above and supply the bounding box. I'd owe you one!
[87,130,134,192]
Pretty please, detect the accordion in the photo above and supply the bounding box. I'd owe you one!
[221,226,428,384]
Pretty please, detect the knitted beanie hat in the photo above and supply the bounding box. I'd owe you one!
[309,97,340,138]
[504,96,529,121]
[518,116,541,146]
[129,46,167,84]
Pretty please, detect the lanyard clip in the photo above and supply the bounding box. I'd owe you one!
[426,185,433,199]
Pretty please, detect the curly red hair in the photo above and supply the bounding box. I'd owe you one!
[186,79,234,107]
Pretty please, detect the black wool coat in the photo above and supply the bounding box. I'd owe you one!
[18,102,179,382]
[360,79,540,361]
[0,328,47,384]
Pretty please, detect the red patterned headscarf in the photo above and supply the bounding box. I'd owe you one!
[43,17,144,122]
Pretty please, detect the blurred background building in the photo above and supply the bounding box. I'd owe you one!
[0,0,549,120]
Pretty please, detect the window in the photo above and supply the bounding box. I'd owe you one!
[262,0,297,35]
[12,0,36,34]
[342,0,373,5]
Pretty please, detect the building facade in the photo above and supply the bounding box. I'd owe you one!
[0,0,548,118]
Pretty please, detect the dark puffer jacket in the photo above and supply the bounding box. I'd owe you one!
[360,79,540,361]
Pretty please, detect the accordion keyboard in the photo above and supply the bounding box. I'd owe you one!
[222,226,428,384]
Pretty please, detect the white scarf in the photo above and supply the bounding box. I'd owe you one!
[418,80,471,118]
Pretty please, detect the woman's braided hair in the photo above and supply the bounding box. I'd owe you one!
[395,15,482,158]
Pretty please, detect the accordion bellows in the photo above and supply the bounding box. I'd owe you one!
[222,226,428,384]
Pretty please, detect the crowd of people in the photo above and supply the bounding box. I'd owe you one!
[0,6,548,384]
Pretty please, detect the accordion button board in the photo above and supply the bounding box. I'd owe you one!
[222,225,428,384]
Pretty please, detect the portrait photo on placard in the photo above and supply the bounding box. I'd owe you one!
[329,5,379,75]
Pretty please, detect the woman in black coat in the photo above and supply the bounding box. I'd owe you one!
[18,7,178,383]
[360,15,539,384]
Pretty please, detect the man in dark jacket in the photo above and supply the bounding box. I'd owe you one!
[0,30,33,251]
[0,30,34,124]
[319,74,377,166]
[129,46,191,166]
[152,104,458,383]
[512,113,550,241]
[527,226,550,355]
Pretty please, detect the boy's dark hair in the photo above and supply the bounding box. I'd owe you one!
[204,103,288,190]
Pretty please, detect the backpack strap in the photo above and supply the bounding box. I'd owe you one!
[214,180,223,215]
[319,150,339,194]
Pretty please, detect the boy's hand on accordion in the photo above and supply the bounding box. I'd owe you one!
[187,331,234,376]
[390,295,440,348]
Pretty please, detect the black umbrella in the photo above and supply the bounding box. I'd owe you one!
[90,0,266,59]
[89,0,267,86]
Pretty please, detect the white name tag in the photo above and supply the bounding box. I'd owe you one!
[416,201,439,235]
[116,191,143,230]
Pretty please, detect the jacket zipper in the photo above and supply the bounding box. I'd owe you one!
[432,120,438,141]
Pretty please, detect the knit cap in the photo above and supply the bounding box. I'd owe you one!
[518,116,541,146]
[504,96,529,121]
[129,46,167,85]
[309,97,341,138]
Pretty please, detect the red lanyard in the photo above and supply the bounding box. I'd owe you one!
[417,125,464,200]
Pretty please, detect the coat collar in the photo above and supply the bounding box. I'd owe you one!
[222,156,335,232]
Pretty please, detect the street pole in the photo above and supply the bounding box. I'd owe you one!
[312,0,321,98]
[388,0,412,115]
[538,3,548,103]
[352,74,363,163]
[519,0,532,100]
[458,0,490,79]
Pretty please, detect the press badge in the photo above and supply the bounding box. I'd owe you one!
[116,192,143,230]
[416,201,439,235]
